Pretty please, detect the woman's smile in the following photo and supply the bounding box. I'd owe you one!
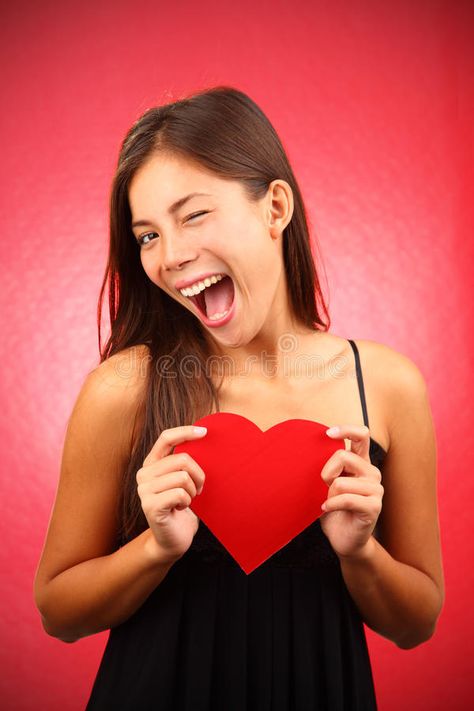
[182,273,237,327]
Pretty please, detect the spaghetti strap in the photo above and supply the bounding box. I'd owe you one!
[347,339,369,428]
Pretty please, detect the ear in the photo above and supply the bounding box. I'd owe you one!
[266,180,294,239]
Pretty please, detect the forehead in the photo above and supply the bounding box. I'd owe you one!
[128,154,240,211]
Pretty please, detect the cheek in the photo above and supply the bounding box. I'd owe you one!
[140,251,161,286]
[217,221,268,265]
[140,251,151,274]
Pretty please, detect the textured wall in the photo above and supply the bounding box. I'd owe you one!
[0,0,472,709]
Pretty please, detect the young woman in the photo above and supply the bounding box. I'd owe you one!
[33,86,444,710]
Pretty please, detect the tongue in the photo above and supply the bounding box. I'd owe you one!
[203,276,234,318]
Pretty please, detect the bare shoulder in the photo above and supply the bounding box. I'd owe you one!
[354,337,427,385]
[77,342,151,443]
[83,343,151,402]
[352,338,431,449]
[316,332,425,384]
[66,344,151,461]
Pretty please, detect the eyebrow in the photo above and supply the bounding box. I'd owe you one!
[131,192,212,229]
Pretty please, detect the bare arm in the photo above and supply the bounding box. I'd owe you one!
[37,529,176,643]
[339,535,442,649]
[33,346,178,643]
[339,342,445,649]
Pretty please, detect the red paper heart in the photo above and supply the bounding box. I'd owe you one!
[173,412,345,574]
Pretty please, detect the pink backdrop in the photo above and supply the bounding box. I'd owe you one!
[1,1,472,709]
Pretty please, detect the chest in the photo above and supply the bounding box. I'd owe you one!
[210,369,377,438]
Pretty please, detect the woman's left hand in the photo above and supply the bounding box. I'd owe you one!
[319,424,384,560]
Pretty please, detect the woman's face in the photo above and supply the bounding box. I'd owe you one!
[128,153,294,350]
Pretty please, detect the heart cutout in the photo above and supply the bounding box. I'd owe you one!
[173,412,345,574]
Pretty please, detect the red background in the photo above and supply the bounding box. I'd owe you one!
[1,1,472,709]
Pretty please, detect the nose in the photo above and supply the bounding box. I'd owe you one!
[161,235,199,272]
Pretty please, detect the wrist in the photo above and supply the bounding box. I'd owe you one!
[143,528,181,567]
[338,535,377,565]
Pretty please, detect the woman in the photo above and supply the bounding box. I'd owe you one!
[33,86,444,710]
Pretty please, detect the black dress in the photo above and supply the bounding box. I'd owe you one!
[85,339,386,710]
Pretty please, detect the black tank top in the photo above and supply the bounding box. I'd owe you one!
[85,338,386,710]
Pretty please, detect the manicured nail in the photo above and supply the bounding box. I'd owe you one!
[194,426,207,435]
[326,426,340,436]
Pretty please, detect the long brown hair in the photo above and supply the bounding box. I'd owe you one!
[97,85,331,547]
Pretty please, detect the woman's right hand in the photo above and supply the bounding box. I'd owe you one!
[136,425,207,563]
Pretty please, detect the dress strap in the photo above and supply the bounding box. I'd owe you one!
[347,339,369,428]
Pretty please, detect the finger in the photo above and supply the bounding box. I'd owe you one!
[167,453,206,494]
[322,492,383,515]
[320,449,367,487]
[328,476,383,498]
[140,470,199,499]
[138,452,206,494]
[142,487,193,516]
[326,424,371,459]
[143,425,207,467]
[153,452,206,482]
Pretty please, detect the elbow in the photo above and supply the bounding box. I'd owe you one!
[38,611,80,644]
[396,615,442,650]
[50,624,81,644]
[34,586,80,644]
[396,585,445,650]
[396,625,436,650]
[51,630,80,644]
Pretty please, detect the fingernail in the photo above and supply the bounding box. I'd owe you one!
[194,426,207,435]
[326,426,340,436]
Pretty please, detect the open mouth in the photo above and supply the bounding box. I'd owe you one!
[186,275,235,323]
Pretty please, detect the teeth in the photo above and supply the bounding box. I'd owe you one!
[179,273,224,297]
[208,308,229,321]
